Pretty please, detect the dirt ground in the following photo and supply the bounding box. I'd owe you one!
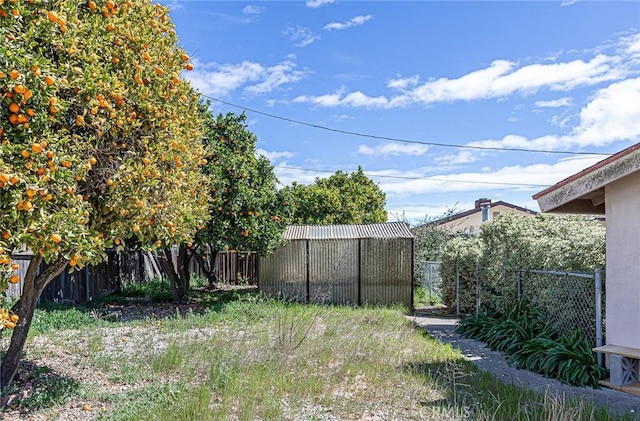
[409,310,640,418]
[2,302,640,419]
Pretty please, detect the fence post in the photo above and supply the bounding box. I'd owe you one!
[456,263,460,318]
[475,266,481,315]
[595,267,603,366]
[517,270,522,300]
[426,262,433,300]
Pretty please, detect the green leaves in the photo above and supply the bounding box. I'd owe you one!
[0,0,209,266]
[197,112,288,256]
[438,213,605,315]
[456,300,606,388]
[284,166,387,225]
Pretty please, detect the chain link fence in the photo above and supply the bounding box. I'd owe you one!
[416,260,442,301]
[517,268,604,350]
[452,266,605,350]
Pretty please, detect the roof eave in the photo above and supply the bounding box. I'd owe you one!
[533,143,640,214]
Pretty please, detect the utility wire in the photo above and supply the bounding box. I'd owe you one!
[274,165,549,188]
[204,95,612,157]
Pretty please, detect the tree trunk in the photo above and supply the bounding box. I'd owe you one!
[1,255,68,390]
[177,244,190,300]
[159,247,189,304]
[192,248,218,287]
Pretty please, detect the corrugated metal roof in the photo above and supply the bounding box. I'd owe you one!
[282,222,413,240]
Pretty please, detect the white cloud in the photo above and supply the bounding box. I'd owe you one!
[385,205,456,223]
[507,115,520,123]
[291,34,638,108]
[550,111,575,128]
[164,1,183,11]
[466,77,640,151]
[387,75,420,91]
[274,166,324,186]
[256,149,295,162]
[535,97,574,108]
[244,61,308,94]
[293,89,388,108]
[324,15,373,31]
[571,77,640,145]
[377,156,604,195]
[434,150,480,165]
[185,58,309,97]
[357,142,429,157]
[306,0,334,8]
[560,0,579,6]
[623,33,640,61]
[404,54,621,104]
[242,5,264,15]
[284,26,320,47]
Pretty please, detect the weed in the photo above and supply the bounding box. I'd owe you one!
[8,298,632,420]
[273,304,320,353]
[29,305,108,336]
[415,285,442,306]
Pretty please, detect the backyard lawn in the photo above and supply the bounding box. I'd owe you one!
[0,283,632,420]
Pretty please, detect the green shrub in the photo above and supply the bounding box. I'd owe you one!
[440,213,604,316]
[479,213,604,314]
[414,285,442,307]
[456,300,606,388]
[440,236,482,313]
[454,309,497,341]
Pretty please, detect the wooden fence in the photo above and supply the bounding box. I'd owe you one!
[6,249,258,304]
[189,249,257,285]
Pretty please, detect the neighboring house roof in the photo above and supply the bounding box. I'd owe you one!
[429,200,537,226]
[282,222,414,240]
[533,143,640,214]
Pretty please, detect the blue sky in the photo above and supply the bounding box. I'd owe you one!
[163,0,640,222]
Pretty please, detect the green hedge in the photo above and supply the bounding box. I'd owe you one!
[439,213,605,315]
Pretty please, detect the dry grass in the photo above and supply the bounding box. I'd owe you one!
[0,297,633,421]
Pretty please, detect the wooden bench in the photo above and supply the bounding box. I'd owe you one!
[593,345,640,386]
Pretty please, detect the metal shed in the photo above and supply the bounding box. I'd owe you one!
[258,223,414,308]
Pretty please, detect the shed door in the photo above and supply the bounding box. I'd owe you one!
[309,240,358,305]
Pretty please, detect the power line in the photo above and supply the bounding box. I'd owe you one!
[204,94,612,157]
[273,165,549,188]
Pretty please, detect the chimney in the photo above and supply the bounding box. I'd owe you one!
[475,198,491,209]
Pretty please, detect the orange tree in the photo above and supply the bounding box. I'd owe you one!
[162,111,290,299]
[0,0,208,388]
[284,167,387,224]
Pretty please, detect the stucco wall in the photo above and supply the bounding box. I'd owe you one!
[605,170,640,348]
[438,205,535,234]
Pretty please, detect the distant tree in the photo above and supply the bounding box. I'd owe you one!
[160,112,290,300]
[286,167,386,224]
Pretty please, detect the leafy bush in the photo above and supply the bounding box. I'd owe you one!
[479,213,605,313]
[456,300,606,388]
[454,309,497,341]
[440,236,482,313]
[440,213,605,316]
[414,285,442,307]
